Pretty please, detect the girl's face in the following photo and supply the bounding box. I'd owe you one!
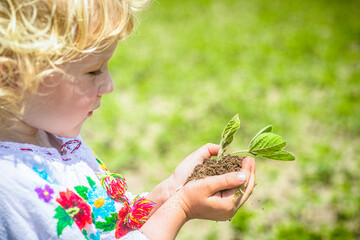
[22,42,117,138]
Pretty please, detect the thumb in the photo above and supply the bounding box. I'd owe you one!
[204,172,247,194]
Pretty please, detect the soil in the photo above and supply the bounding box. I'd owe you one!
[185,154,245,184]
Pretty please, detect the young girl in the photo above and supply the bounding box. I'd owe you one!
[0,0,256,239]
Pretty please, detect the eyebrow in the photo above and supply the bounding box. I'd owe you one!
[84,54,111,70]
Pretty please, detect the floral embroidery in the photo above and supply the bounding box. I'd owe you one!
[56,189,93,230]
[60,140,81,161]
[95,213,118,232]
[89,231,101,240]
[94,155,155,238]
[99,172,127,202]
[115,196,156,239]
[35,184,54,203]
[87,185,116,221]
[93,151,109,172]
[75,177,116,222]
[33,167,53,183]
[74,176,117,229]
[60,140,82,155]
[20,148,33,151]
[115,204,132,238]
[54,206,74,236]
[82,229,101,240]
[125,196,155,229]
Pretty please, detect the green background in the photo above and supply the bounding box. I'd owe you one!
[83,0,360,239]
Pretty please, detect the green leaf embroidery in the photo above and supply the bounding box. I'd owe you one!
[258,150,296,161]
[65,207,80,216]
[54,206,73,237]
[218,114,240,158]
[249,132,286,155]
[91,212,96,223]
[83,230,90,240]
[95,213,119,232]
[74,186,89,200]
[87,176,96,188]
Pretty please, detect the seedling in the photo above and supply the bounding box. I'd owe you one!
[217,114,295,161]
[185,114,295,195]
[216,114,295,197]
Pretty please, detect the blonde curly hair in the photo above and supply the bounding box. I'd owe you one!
[0,0,149,124]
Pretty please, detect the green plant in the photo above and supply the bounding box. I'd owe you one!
[217,114,295,161]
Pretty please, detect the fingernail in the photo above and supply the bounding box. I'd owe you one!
[237,172,247,182]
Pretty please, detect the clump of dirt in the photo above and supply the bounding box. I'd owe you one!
[185,154,245,184]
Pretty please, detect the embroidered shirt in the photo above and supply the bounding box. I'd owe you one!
[0,135,152,240]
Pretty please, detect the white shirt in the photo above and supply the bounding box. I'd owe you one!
[0,135,150,240]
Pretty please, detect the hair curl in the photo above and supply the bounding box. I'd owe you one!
[0,0,150,124]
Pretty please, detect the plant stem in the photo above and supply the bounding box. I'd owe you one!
[217,148,225,160]
[234,184,245,198]
[230,150,256,157]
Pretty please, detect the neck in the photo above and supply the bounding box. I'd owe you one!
[0,119,62,150]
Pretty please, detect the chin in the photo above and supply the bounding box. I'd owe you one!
[53,128,82,139]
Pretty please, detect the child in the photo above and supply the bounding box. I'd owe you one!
[0,0,256,239]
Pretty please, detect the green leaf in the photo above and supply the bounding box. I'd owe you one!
[250,125,273,144]
[258,150,296,161]
[54,206,73,237]
[218,114,240,158]
[95,213,119,232]
[74,186,89,200]
[249,132,286,155]
[221,114,240,146]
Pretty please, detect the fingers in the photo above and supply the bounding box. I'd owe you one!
[188,143,220,163]
[177,156,256,222]
[174,143,220,186]
[241,157,254,188]
[237,157,256,207]
[204,171,247,195]
[179,157,256,221]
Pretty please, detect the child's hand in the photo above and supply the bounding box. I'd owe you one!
[147,143,220,208]
[146,144,255,216]
[176,156,255,221]
[170,143,221,192]
[142,156,255,240]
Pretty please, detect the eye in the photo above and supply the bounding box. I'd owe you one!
[88,69,102,76]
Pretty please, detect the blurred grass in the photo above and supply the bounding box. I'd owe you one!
[83,0,360,239]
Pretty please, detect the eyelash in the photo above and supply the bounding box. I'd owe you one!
[88,69,102,76]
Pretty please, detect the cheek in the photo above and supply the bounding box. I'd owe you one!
[71,83,98,107]
[62,83,98,118]
[34,80,96,120]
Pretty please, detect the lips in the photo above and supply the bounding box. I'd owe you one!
[87,101,100,117]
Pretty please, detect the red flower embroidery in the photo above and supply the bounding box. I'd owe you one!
[100,173,127,201]
[115,202,132,239]
[115,196,156,239]
[56,189,92,230]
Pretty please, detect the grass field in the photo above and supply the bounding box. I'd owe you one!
[83,0,360,239]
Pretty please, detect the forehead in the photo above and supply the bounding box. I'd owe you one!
[66,41,118,68]
[84,41,118,62]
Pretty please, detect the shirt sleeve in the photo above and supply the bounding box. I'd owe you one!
[119,230,149,240]
[0,149,153,240]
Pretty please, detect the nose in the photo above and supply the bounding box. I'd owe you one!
[98,71,114,96]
